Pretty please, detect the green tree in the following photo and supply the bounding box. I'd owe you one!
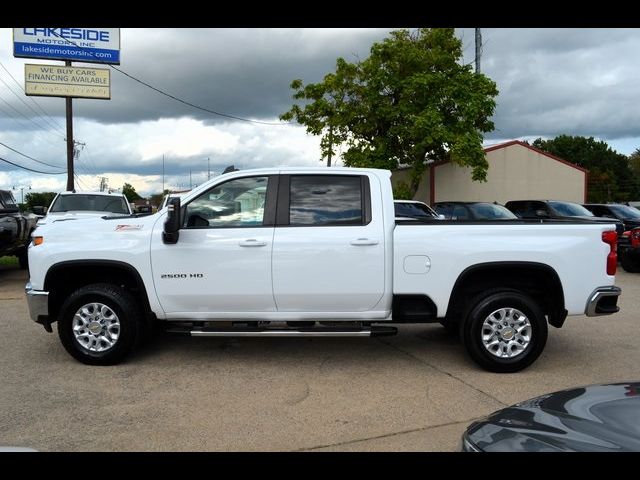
[532,135,638,202]
[629,148,640,180]
[24,191,57,212]
[122,183,142,202]
[281,28,499,196]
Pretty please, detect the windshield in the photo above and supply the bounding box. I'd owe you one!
[50,194,130,214]
[468,203,517,220]
[609,205,640,219]
[548,201,593,217]
[394,202,436,218]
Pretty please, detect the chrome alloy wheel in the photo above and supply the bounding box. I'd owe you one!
[481,307,532,358]
[72,302,120,353]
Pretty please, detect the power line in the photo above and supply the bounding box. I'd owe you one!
[0,155,65,174]
[0,77,65,137]
[0,140,65,169]
[48,29,289,127]
[0,61,66,133]
[0,62,66,135]
[0,98,66,150]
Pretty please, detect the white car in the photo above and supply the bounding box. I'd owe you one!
[36,191,132,226]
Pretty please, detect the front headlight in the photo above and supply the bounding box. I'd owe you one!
[460,432,481,452]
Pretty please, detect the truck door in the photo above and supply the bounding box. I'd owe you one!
[150,175,277,316]
[271,174,385,313]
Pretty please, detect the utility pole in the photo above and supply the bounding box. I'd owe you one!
[65,60,74,191]
[99,177,108,192]
[162,154,165,193]
[13,184,31,204]
[189,170,192,189]
[208,157,210,180]
[475,28,482,74]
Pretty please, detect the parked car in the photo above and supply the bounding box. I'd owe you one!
[394,200,439,220]
[0,190,38,269]
[461,382,640,451]
[617,227,640,272]
[26,167,620,371]
[583,203,640,232]
[433,201,518,220]
[505,200,624,237]
[37,191,132,227]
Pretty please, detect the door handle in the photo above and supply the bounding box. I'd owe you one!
[350,238,379,246]
[239,239,268,247]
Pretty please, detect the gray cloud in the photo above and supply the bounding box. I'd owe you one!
[2,28,640,196]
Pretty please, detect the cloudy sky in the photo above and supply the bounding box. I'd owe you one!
[1,28,639,197]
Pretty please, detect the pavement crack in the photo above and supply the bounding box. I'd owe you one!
[375,338,507,408]
[296,418,473,451]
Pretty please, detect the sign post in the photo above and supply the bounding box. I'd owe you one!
[13,28,120,191]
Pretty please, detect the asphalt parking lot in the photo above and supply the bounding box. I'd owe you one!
[1,263,638,451]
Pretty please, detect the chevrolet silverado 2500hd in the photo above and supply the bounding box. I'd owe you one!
[25,168,621,372]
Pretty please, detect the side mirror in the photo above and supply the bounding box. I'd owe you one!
[163,197,181,244]
[438,214,446,220]
[535,209,550,218]
[32,206,45,215]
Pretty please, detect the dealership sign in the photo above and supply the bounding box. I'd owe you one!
[24,64,111,99]
[14,28,120,64]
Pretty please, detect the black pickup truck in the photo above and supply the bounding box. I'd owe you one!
[0,190,38,269]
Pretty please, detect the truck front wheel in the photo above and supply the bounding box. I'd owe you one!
[57,283,142,365]
[460,290,548,373]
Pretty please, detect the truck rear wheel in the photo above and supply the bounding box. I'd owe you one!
[57,283,142,365]
[460,290,548,373]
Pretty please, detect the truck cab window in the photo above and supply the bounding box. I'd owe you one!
[184,176,269,228]
[289,175,364,226]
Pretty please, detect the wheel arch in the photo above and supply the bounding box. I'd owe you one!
[44,260,153,323]
[446,261,567,328]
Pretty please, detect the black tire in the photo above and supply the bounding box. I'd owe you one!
[57,283,143,365]
[17,248,28,270]
[621,251,640,273]
[459,290,548,373]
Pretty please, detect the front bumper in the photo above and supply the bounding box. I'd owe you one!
[25,282,50,328]
[585,286,621,316]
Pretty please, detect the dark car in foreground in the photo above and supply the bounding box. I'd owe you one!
[433,201,517,220]
[462,382,640,452]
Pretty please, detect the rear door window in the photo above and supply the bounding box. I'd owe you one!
[288,175,365,226]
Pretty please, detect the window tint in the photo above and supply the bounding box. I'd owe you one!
[468,203,517,219]
[50,194,129,214]
[548,201,593,217]
[289,175,363,226]
[452,204,470,220]
[184,176,269,228]
[395,202,435,218]
[1,191,16,206]
[434,203,453,218]
[609,205,640,219]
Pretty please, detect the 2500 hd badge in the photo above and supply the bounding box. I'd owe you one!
[160,273,204,279]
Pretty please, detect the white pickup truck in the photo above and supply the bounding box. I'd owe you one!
[25,168,621,372]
